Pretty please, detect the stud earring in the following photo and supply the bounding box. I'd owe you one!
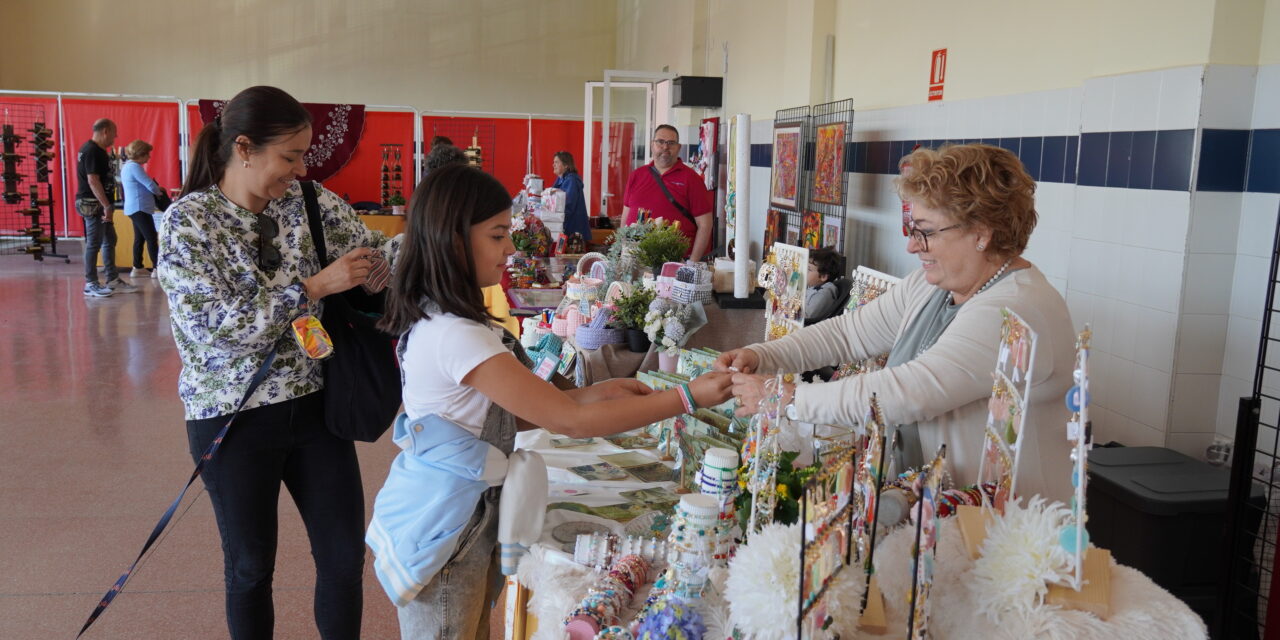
[977,243,985,251]
[242,160,250,168]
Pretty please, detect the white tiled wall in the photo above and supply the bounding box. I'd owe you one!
[733,62,1277,461]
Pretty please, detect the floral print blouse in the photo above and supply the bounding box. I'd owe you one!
[157,181,401,420]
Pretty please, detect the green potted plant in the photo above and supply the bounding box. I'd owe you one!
[635,220,690,272]
[387,193,407,215]
[611,286,657,352]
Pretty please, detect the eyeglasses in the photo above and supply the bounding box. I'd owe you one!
[256,213,281,271]
[904,222,962,252]
[652,139,680,148]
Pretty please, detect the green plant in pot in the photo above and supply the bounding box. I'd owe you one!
[635,220,690,272]
[387,193,407,214]
[611,286,657,352]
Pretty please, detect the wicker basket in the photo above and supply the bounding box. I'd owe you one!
[575,309,626,350]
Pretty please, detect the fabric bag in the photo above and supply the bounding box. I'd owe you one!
[301,181,401,442]
[153,187,172,212]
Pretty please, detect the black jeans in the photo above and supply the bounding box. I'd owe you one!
[127,211,158,269]
[186,392,364,640]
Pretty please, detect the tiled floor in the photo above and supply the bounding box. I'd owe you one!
[0,252,492,639]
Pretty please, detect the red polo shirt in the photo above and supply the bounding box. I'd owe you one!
[622,160,713,254]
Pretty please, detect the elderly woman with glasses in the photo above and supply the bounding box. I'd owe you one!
[156,86,400,639]
[716,144,1075,504]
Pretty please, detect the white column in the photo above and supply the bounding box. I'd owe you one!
[733,113,751,298]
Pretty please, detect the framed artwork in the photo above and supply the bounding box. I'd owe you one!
[696,117,720,192]
[763,208,785,253]
[811,122,847,205]
[823,215,843,249]
[785,226,800,247]
[802,210,823,249]
[770,124,803,210]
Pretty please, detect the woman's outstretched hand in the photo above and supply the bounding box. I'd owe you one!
[712,348,759,374]
[689,371,734,408]
[730,373,796,418]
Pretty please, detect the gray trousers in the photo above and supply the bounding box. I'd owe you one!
[78,199,118,284]
[396,488,504,639]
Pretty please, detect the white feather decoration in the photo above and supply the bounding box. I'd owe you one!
[970,497,1074,622]
[724,522,801,639]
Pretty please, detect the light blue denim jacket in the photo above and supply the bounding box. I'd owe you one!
[366,412,508,607]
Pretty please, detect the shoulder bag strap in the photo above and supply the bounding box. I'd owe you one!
[300,181,329,267]
[78,343,281,637]
[647,164,698,228]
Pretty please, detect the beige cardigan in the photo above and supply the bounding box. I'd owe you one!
[746,266,1076,505]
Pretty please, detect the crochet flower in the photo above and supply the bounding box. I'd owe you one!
[635,596,706,640]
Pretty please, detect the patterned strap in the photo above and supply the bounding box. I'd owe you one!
[77,345,281,638]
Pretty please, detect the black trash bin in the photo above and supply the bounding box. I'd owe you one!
[1086,446,1263,636]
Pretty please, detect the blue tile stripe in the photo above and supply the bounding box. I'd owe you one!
[744,128,1280,194]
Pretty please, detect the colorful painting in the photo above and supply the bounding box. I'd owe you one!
[770,125,803,210]
[812,122,847,205]
[763,208,785,253]
[802,210,823,249]
[906,445,947,640]
[823,215,843,249]
[696,117,719,191]
[785,227,800,247]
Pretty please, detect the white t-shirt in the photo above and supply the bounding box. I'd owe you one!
[401,312,510,437]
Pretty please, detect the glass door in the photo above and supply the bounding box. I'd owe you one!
[583,71,674,219]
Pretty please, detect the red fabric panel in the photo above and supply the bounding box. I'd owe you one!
[61,99,181,236]
[322,110,414,204]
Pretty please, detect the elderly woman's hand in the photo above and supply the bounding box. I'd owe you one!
[730,373,795,417]
[713,348,760,374]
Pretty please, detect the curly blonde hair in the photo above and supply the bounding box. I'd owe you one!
[896,144,1037,256]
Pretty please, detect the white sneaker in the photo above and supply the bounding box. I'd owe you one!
[131,267,151,278]
[105,278,138,293]
[83,282,114,297]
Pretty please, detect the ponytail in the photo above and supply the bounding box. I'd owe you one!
[179,86,312,198]
[181,122,225,197]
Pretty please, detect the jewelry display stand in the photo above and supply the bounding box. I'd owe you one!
[758,242,808,341]
[906,444,947,640]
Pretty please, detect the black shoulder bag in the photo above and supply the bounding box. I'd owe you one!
[301,181,401,442]
[648,164,699,229]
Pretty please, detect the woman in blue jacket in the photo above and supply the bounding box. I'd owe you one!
[552,151,592,240]
[121,139,167,277]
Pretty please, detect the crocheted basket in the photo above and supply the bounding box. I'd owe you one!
[575,309,626,350]
[565,276,604,301]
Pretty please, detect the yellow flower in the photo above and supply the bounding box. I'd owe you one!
[777,484,789,499]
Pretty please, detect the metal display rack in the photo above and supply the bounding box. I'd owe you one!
[807,99,854,252]
[424,119,496,174]
[0,102,67,261]
[1222,200,1280,640]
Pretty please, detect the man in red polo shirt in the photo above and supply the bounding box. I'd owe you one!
[621,124,713,261]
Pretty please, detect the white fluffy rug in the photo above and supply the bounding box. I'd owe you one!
[515,522,1207,640]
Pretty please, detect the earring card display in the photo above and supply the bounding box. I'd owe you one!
[975,308,1039,510]
[798,446,857,637]
[1061,325,1092,589]
[906,444,947,640]
[741,374,787,533]
[758,243,809,341]
[830,267,902,379]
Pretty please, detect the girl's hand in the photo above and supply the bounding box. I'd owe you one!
[713,348,759,374]
[584,378,654,402]
[304,247,373,299]
[730,374,795,418]
[689,372,734,408]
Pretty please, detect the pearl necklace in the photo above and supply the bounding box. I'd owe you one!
[949,258,1013,305]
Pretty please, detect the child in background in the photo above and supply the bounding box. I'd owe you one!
[369,164,732,638]
[805,247,846,322]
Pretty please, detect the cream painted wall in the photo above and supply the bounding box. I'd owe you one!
[1208,0,1265,64]
[833,0,1217,110]
[1261,0,1280,63]
[0,0,615,115]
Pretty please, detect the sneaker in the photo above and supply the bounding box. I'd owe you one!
[83,282,114,297]
[131,267,151,278]
[105,278,139,293]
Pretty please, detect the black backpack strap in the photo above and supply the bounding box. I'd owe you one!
[300,181,329,266]
[647,164,698,228]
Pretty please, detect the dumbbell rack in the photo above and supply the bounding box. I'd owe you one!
[0,102,67,262]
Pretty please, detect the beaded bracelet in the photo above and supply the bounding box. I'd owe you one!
[676,383,697,414]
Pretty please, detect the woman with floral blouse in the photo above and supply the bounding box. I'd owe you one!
[156,86,400,639]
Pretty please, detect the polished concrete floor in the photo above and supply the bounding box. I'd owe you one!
[0,250,497,639]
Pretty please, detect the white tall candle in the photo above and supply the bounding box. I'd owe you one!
[733,113,751,298]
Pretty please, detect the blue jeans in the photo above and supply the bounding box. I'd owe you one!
[186,392,365,640]
[78,199,117,283]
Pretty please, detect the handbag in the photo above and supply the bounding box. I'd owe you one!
[153,186,172,212]
[301,181,402,442]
